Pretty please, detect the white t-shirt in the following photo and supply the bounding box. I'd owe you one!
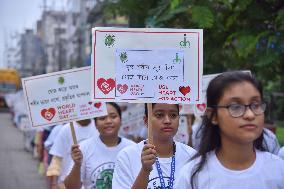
[263,128,281,154]
[79,136,135,189]
[175,150,284,189]
[49,120,98,183]
[112,140,196,189]
[44,124,64,151]
[279,147,284,160]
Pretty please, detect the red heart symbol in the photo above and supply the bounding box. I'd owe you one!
[179,86,190,96]
[94,102,102,109]
[97,78,115,94]
[41,108,56,121]
[117,84,128,94]
[196,103,206,112]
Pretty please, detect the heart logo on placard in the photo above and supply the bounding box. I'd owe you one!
[94,102,102,109]
[179,86,191,96]
[97,78,115,94]
[196,103,206,112]
[117,84,128,94]
[41,108,56,121]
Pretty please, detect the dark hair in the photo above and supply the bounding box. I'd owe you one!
[190,71,266,188]
[94,102,122,122]
[107,102,122,118]
[144,103,179,117]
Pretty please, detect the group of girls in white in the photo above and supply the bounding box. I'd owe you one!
[52,71,283,189]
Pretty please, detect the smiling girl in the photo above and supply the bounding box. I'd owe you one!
[175,71,284,189]
[64,102,135,189]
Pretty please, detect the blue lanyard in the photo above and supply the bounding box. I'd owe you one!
[155,143,176,189]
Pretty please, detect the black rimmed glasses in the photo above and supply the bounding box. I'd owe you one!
[212,102,266,118]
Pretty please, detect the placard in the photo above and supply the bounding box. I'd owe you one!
[92,27,203,104]
[22,67,107,127]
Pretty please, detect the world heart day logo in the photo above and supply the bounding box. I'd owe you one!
[97,78,115,94]
[117,84,128,94]
[41,108,56,121]
[179,86,190,96]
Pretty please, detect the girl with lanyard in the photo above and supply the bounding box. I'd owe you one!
[112,103,196,189]
[175,71,284,189]
[64,102,135,189]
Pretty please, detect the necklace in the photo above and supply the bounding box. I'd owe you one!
[155,142,176,189]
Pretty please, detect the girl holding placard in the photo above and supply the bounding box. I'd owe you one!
[64,102,135,189]
[112,103,196,189]
[175,71,284,189]
[47,119,98,189]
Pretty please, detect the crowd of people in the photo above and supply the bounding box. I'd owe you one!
[5,71,284,189]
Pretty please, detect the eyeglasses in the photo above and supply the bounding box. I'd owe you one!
[213,102,266,118]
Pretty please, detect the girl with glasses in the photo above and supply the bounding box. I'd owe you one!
[112,103,196,189]
[175,71,284,189]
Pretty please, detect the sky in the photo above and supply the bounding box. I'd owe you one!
[0,0,66,68]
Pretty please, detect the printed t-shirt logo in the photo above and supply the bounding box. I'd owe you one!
[148,176,171,189]
[91,162,115,189]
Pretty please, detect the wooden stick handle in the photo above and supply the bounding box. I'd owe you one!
[147,103,153,144]
[70,122,77,144]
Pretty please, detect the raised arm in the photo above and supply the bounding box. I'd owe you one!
[131,143,156,189]
[64,144,83,189]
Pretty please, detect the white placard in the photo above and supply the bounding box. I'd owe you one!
[22,67,107,128]
[174,115,189,144]
[120,104,145,138]
[115,49,186,101]
[179,104,195,115]
[92,27,203,104]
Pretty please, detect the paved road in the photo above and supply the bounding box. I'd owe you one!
[0,113,48,189]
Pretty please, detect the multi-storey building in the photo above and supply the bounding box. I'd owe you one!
[18,29,45,77]
[66,0,97,68]
[40,10,68,73]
